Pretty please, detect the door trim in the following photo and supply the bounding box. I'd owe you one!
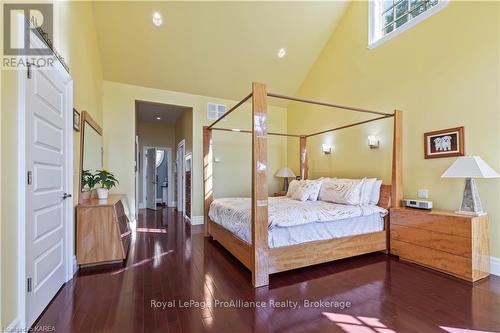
[141,146,173,209]
[183,153,192,221]
[176,139,186,212]
[17,17,74,327]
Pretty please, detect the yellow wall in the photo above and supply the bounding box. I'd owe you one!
[137,121,176,206]
[287,1,500,257]
[174,109,193,154]
[0,1,103,327]
[102,80,288,218]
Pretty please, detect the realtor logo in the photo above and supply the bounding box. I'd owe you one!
[3,3,53,56]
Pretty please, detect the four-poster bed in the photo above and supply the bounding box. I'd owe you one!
[203,82,403,287]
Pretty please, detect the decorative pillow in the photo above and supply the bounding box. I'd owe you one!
[286,179,300,198]
[360,178,377,205]
[292,185,312,201]
[306,179,323,201]
[369,180,383,205]
[318,178,366,205]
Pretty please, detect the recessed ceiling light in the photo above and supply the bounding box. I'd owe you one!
[156,117,161,120]
[152,11,163,27]
[277,48,287,58]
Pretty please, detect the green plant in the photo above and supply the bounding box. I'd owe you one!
[81,169,98,191]
[95,169,119,190]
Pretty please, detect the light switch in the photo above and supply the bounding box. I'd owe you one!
[417,189,429,199]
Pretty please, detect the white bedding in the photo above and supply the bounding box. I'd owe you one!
[208,197,387,248]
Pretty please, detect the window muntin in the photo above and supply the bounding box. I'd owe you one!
[369,0,447,49]
[381,0,439,36]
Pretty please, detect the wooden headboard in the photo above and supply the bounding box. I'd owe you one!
[378,185,392,210]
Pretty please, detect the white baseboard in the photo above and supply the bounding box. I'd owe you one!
[138,202,146,209]
[73,255,79,276]
[491,256,500,276]
[190,216,204,225]
[5,318,21,332]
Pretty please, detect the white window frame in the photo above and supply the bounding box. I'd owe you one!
[368,0,449,49]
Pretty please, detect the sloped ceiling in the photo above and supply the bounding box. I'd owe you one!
[93,1,350,101]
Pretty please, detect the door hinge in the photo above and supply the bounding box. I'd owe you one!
[27,63,32,79]
[27,171,33,185]
[27,277,32,293]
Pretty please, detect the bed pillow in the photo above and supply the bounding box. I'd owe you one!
[318,178,366,205]
[306,179,323,201]
[360,178,377,205]
[369,180,383,205]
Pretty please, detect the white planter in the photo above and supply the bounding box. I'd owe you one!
[96,188,109,200]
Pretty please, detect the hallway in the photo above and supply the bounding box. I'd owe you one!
[34,208,500,332]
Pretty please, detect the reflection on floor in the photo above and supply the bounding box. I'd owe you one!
[34,208,500,333]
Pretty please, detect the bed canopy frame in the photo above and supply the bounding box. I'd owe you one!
[203,82,403,287]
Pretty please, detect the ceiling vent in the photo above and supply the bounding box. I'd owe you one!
[207,102,227,120]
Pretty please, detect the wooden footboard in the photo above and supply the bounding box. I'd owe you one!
[207,218,387,281]
[268,231,387,274]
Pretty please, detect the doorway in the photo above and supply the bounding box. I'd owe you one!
[143,146,173,210]
[134,101,192,215]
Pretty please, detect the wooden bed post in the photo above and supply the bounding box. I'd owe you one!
[251,82,269,287]
[391,110,403,208]
[203,126,213,236]
[300,136,308,179]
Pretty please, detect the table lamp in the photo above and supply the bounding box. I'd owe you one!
[275,167,296,192]
[441,156,499,216]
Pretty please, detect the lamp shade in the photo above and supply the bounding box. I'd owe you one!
[275,167,296,178]
[441,156,500,178]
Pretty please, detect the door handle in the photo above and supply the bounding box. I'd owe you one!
[62,193,72,199]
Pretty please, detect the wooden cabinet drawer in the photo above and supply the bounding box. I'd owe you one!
[390,209,471,238]
[391,239,472,280]
[391,225,471,258]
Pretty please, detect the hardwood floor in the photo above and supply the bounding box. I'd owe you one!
[34,208,500,333]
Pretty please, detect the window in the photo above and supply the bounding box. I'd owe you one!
[156,150,165,168]
[368,0,448,49]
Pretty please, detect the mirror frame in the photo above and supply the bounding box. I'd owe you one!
[79,111,103,202]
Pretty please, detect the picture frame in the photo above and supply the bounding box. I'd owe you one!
[73,108,81,131]
[424,126,464,159]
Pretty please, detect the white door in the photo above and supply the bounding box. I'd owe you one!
[26,65,71,325]
[146,148,157,210]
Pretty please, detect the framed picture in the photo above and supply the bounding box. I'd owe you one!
[424,126,464,159]
[73,109,81,131]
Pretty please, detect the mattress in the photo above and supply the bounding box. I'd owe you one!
[209,197,387,248]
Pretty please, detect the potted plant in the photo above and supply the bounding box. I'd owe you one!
[95,169,119,200]
[81,169,97,200]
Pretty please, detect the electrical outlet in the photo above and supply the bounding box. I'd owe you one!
[417,189,429,199]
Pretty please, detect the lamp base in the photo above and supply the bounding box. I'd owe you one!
[454,210,487,217]
[457,178,485,216]
[282,178,289,192]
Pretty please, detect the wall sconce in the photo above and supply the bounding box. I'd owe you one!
[368,136,380,149]
[321,144,332,154]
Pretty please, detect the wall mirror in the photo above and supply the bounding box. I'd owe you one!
[79,111,103,201]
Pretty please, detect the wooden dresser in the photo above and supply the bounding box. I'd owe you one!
[390,207,490,282]
[77,195,131,266]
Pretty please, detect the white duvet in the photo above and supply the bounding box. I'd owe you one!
[209,197,388,243]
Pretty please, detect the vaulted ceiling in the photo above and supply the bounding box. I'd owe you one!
[92,1,350,101]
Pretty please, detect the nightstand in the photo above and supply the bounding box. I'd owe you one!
[390,207,490,282]
[274,191,287,197]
